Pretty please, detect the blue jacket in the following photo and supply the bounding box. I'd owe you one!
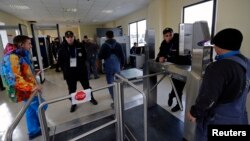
[98,39,125,67]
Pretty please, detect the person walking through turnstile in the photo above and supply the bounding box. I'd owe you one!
[98,31,125,107]
[156,27,191,112]
[0,36,47,140]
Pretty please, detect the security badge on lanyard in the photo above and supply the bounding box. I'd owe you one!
[70,48,78,67]
[70,58,76,67]
[70,52,83,67]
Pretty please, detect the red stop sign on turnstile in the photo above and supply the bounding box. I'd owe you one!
[75,91,86,101]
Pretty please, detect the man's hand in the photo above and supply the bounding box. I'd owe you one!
[35,69,41,75]
[32,85,43,93]
[159,57,166,63]
[187,112,196,123]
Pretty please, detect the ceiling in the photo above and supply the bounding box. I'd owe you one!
[0,0,150,26]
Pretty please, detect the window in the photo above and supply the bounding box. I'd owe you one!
[183,0,216,37]
[129,20,146,48]
[0,22,9,48]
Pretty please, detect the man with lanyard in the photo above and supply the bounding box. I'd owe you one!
[58,31,98,113]
[98,30,125,106]
[188,28,250,141]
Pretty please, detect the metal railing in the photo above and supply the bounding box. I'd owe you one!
[115,74,148,141]
[38,83,124,141]
[130,71,183,111]
[4,90,41,141]
[114,71,184,141]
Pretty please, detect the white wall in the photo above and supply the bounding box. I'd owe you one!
[216,0,250,57]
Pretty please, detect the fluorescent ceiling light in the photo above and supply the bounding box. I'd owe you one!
[102,10,113,14]
[64,8,77,12]
[10,5,30,10]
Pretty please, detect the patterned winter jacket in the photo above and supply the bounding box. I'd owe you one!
[0,43,36,102]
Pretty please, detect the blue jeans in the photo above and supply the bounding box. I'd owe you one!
[104,55,121,99]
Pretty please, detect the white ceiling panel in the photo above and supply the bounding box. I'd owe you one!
[0,0,150,26]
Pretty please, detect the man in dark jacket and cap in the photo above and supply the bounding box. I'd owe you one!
[156,27,191,112]
[58,31,98,112]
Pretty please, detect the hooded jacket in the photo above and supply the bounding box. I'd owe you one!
[0,43,36,102]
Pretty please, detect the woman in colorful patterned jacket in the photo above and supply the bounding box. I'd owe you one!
[1,35,45,140]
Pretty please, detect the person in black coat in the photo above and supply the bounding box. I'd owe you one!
[156,27,191,112]
[58,31,98,112]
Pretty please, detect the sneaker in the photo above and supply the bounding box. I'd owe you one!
[90,98,98,105]
[29,131,42,140]
[70,104,77,112]
[171,104,180,112]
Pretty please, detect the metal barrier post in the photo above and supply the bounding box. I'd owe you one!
[114,81,124,141]
[115,74,148,141]
[39,102,50,141]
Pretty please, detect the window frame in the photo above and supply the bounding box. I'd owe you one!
[182,0,217,38]
[129,19,146,48]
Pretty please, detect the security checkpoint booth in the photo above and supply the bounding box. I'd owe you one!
[142,21,213,140]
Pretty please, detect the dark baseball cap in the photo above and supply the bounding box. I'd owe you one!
[65,31,74,37]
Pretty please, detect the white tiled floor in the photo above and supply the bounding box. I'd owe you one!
[0,69,186,141]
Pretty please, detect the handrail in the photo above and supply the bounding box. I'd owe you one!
[115,74,148,141]
[130,71,183,111]
[4,90,39,141]
[38,84,120,141]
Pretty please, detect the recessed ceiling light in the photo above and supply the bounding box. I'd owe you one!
[64,8,77,12]
[10,5,30,10]
[102,10,113,14]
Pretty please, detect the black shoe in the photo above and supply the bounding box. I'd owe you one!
[168,94,173,107]
[94,76,100,79]
[70,104,77,112]
[0,87,6,91]
[110,103,114,109]
[171,104,180,112]
[29,130,42,140]
[55,69,61,72]
[90,98,98,105]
